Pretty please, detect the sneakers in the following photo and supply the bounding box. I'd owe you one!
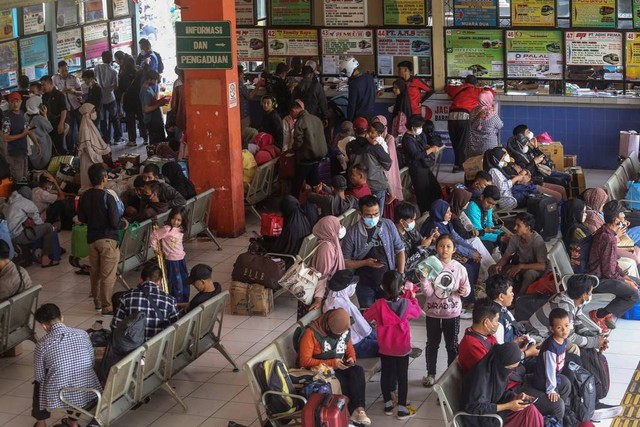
[397,405,417,420]
[350,409,371,425]
[592,403,623,420]
[409,347,423,358]
[422,375,436,387]
[384,403,395,416]
[589,310,610,334]
[603,313,617,330]
[126,141,137,147]
[460,309,473,320]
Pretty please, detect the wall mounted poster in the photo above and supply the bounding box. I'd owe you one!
[321,29,374,55]
[270,0,312,25]
[626,32,640,80]
[84,0,105,23]
[445,29,504,78]
[266,29,318,56]
[453,0,498,27]
[110,18,133,51]
[376,28,432,75]
[19,34,49,80]
[112,0,130,18]
[83,22,109,67]
[511,0,556,26]
[383,0,426,26]
[0,9,14,41]
[236,0,254,25]
[23,5,45,35]
[505,30,562,79]
[56,27,83,70]
[571,0,616,28]
[324,0,367,26]
[237,28,265,61]
[565,31,623,80]
[0,40,18,88]
[57,0,79,28]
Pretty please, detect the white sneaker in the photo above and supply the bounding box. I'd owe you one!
[460,309,473,320]
[350,410,371,426]
[422,375,436,387]
[592,405,623,420]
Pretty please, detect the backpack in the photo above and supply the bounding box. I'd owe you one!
[154,51,164,74]
[580,348,610,400]
[544,416,562,427]
[568,361,596,422]
[104,189,125,218]
[254,359,300,415]
[300,380,332,398]
[99,311,146,382]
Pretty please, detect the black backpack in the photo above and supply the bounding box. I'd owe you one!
[567,361,596,422]
[155,51,164,74]
[580,347,610,400]
[99,311,146,382]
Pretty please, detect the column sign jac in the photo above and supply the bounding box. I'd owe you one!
[176,21,233,70]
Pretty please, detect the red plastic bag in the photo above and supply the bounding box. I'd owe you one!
[260,213,283,237]
[526,271,558,295]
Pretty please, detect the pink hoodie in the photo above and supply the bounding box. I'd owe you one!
[150,225,186,261]
[421,258,470,319]
[364,297,421,356]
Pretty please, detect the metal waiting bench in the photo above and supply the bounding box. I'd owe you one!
[245,158,279,220]
[0,285,41,355]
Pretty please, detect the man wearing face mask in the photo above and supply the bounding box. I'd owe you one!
[341,195,405,308]
[393,201,439,263]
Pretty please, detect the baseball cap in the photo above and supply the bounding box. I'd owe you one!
[353,117,368,132]
[7,92,21,102]
[189,264,212,283]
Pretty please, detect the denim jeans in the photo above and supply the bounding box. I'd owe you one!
[372,189,386,211]
[354,331,379,359]
[100,100,122,142]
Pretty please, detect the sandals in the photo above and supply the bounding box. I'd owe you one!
[41,260,60,268]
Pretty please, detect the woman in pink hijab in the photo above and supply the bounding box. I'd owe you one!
[466,91,503,157]
[297,215,347,319]
[372,115,403,220]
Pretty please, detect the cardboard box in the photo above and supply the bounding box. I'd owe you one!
[565,166,586,198]
[564,155,578,168]
[230,281,273,316]
[119,154,141,166]
[539,142,564,170]
[463,155,484,182]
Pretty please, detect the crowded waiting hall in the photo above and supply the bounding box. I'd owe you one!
[1,0,640,426]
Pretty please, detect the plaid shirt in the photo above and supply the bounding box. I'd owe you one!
[34,323,101,410]
[111,281,179,340]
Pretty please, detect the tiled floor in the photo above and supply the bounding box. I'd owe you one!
[0,164,635,427]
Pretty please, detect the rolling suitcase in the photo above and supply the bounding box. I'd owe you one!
[302,393,350,427]
[526,194,558,241]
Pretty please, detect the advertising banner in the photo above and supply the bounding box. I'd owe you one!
[57,0,79,28]
[511,0,556,26]
[267,29,318,56]
[0,9,14,41]
[625,32,640,80]
[236,0,254,25]
[571,0,616,28]
[422,97,452,144]
[56,28,83,60]
[445,29,504,79]
[112,0,130,18]
[19,34,49,80]
[321,29,374,55]
[237,28,265,61]
[566,31,623,80]
[0,40,18,88]
[635,0,640,28]
[83,22,109,67]
[453,0,498,27]
[376,28,432,76]
[84,0,105,23]
[23,5,45,35]
[110,18,133,50]
[323,0,367,26]
[506,29,562,79]
[383,0,426,26]
[270,0,312,25]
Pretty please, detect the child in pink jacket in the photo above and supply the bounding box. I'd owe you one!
[364,270,421,420]
[421,233,470,387]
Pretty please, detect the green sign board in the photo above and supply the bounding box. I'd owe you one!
[269,0,312,26]
[571,0,616,28]
[445,28,504,79]
[175,21,233,69]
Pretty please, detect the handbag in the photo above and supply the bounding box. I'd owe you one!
[260,213,284,237]
[278,243,324,305]
[279,150,296,179]
[232,251,287,289]
[526,271,558,295]
[536,163,552,177]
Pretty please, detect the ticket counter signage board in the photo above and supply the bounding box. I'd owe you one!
[376,28,432,76]
[511,0,556,27]
[323,0,367,26]
[266,28,318,56]
[83,22,109,67]
[19,34,49,80]
[383,0,427,26]
[445,28,504,79]
[565,31,623,80]
[57,0,79,28]
[321,29,374,55]
[453,0,498,27]
[175,21,233,70]
[237,28,265,61]
[236,0,255,26]
[625,32,640,80]
[0,40,18,88]
[270,0,312,26]
[84,0,105,23]
[110,18,133,52]
[56,27,83,69]
[571,0,616,28]
[23,5,45,35]
[506,30,562,79]
[112,0,130,18]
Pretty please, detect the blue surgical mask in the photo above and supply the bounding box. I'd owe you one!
[498,161,505,168]
[404,220,416,231]
[363,216,380,228]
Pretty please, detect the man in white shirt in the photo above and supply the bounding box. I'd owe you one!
[52,60,82,151]
[94,51,123,144]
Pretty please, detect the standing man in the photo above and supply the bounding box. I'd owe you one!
[445,75,493,173]
[238,65,258,132]
[290,99,327,198]
[77,164,127,315]
[94,50,123,144]
[265,62,292,117]
[40,75,68,154]
[397,60,433,116]
[2,92,37,182]
[140,71,168,144]
[293,65,328,123]
[137,38,160,74]
[341,57,376,121]
[52,61,82,152]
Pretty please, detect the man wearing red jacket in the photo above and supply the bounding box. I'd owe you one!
[397,61,432,116]
[445,75,495,173]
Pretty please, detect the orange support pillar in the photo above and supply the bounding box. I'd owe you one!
[175,0,245,237]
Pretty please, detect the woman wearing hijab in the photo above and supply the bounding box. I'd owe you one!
[25,96,53,169]
[372,115,403,219]
[402,114,443,215]
[297,216,346,319]
[467,91,503,158]
[462,342,544,427]
[263,195,312,257]
[298,308,371,425]
[78,103,111,193]
[161,162,196,200]
[483,147,527,211]
[323,270,378,358]
[449,188,495,283]
[391,78,412,138]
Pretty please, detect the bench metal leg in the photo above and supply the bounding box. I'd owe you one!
[204,228,223,251]
[250,205,262,221]
[214,342,240,372]
[162,382,187,410]
[116,274,132,290]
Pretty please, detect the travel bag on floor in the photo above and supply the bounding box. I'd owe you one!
[526,194,559,241]
[580,348,610,400]
[302,393,350,427]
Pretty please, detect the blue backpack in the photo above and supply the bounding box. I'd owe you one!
[104,189,125,218]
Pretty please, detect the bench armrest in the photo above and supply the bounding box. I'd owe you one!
[59,387,102,420]
[453,412,503,427]
[266,253,297,262]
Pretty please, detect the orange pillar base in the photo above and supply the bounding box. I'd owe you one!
[177,0,245,238]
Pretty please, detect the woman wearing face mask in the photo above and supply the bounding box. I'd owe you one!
[78,103,111,193]
[258,95,284,150]
[462,342,544,427]
[391,78,412,138]
[371,115,404,220]
[483,147,525,211]
[298,216,347,319]
[401,114,443,215]
[466,91,503,158]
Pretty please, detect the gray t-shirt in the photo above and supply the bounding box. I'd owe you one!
[506,231,547,265]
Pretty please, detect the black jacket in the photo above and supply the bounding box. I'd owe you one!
[77,188,126,243]
[293,77,328,120]
[346,137,392,192]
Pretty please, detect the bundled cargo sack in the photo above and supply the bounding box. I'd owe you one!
[230,281,274,316]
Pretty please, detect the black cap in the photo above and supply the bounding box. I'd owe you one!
[328,269,359,292]
[189,264,212,283]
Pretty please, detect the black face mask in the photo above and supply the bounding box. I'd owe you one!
[328,332,342,339]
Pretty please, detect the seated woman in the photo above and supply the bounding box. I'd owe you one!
[298,308,371,425]
[323,269,379,358]
[161,162,196,200]
[483,147,528,211]
[462,342,544,427]
[0,240,33,302]
[262,195,312,261]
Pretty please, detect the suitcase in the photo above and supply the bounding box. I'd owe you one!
[302,393,350,427]
[565,166,586,199]
[526,194,558,241]
[514,293,552,322]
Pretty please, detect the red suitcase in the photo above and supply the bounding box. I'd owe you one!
[302,393,349,427]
